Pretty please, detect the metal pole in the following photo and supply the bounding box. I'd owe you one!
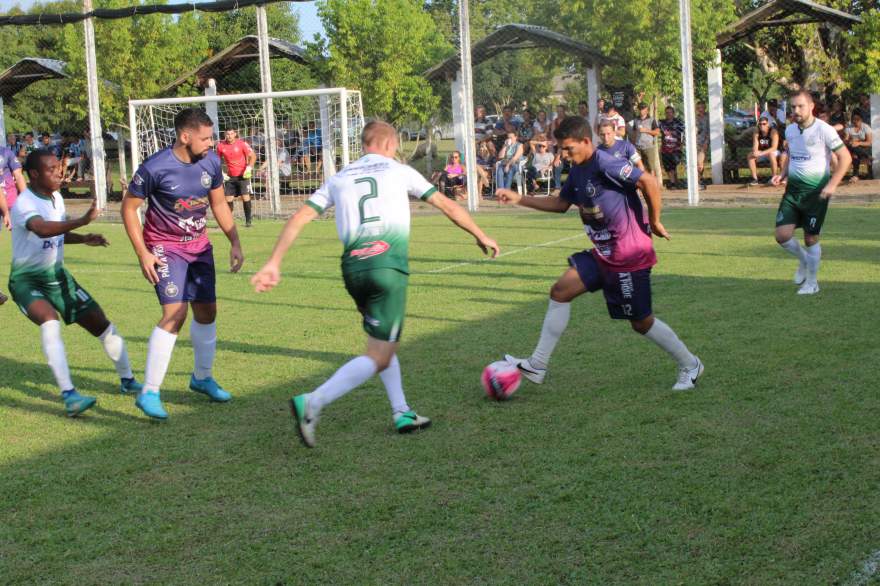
[0,98,5,141]
[83,0,107,208]
[708,49,725,186]
[205,78,220,141]
[340,89,350,166]
[678,0,700,206]
[256,4,280,216]
[458,0,478,211]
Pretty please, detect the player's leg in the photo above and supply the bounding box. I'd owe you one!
[775,193,808,286]
[747,153,759,183]
[632,314,703,391]
[74,303,142,394]
[798,193,829,295]
[241,178,253,227]
[186,248,230,402]
[506,256,592,384]
[224,178,236,214]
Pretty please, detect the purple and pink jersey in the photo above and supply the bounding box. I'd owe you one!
[0,146,22,209]
[128,148,223,253]
[560,148,656,273]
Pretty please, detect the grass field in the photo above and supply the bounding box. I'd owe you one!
[1,205,880,584]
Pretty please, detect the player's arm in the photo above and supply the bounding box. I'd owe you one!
[207,185,244,272]
[251,204,319,292]
[636,172,669,240]
[26,198,99,238]
[0,188,9,230]
[752,132,760,155]
[425,192,499,258]
[496,188,571,213]
[822,142,851,199]
[770,130,779,152]
[13,168,26,194]
[120,188,165,285]
[64,231,108,246]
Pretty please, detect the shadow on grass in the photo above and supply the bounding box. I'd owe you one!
[1,273,880,584]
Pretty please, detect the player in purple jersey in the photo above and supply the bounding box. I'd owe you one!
[596,120,644,171]
[497,116,703,391]
[0,144,24,304]
[122,108,245,420]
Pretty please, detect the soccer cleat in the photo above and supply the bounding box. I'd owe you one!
[793,263,807,285]
[120,377,144,395]
[797,281,820,295]
[189,375,232,402]
[504,354,546,384]
[136,391,168,420]
[394,411,432,434]
[290,394,317,448]
[672,358,704,391]
[63,391,97,417]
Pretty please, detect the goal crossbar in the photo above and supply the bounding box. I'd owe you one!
[129,87,351,107]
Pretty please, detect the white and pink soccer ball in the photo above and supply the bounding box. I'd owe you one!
[481,360,522,401]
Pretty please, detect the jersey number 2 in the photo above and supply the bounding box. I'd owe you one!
[356,177,379,225]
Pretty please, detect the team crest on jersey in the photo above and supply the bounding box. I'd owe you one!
[200,171,211,189]
[351,241,390,260]
[164,282,179,298]
[133,173,145,186]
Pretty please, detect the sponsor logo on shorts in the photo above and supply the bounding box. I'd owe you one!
[165,282,179,298]
[618,272,634,300]
[30,290,44,297]
[364,314,380,327]
[200,171,212,189]
[776,211,785,223]
[350,240,390,260]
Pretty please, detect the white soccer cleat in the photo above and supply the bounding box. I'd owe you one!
[672,357,704,391]
[290,394,319,448]
[797,281,820,295]
[793,263,807,285]
[504,354,546,385]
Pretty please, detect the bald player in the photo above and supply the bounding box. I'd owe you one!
[252,121,500,448]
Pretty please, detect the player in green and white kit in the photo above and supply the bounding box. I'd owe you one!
[252,121,500,448]
[771,91,851,295]
[9,150,142,416]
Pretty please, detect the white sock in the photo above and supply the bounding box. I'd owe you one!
[98,323,134,379]
[644,318,697,369]
[190,320,217,380]
[308,355,377,413]
[143,327,178,394]
[379,355,409,415]
[529,299,571,369]
[804,243,821,282]
[779,238,806,264]
[40,320,74,393]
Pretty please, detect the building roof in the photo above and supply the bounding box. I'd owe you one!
[0,58,67,101]
[717,0,862,48]
[424,24,612,82]
[161,35,312,94]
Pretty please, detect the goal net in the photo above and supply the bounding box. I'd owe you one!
[129,88,364,220]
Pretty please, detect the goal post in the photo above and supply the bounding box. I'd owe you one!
[128,88,365,219]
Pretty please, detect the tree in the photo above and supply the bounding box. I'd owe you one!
[846,9,880,94]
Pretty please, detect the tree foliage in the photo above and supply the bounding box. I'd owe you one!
[846,9,880,94]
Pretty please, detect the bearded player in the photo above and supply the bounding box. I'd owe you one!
[770,90,850,295]
[216,129,256,227]
[122,108,245,420]
[498,116,703,391]
[252,121,499,448]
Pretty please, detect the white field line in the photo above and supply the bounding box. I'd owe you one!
[845,550,880,586]
[425,233,584,274]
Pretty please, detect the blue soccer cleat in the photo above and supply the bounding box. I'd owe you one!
[135,391,168,420]
[189,375,232,402]
[63,390,97,417]
[120,377,144,395]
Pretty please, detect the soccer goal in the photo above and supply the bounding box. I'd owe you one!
[129,88,365,219]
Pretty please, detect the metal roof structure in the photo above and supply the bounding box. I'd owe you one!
[161,35,313,94]
[0,58,67,101]
[424,24,612,82]
[717,0,862,48]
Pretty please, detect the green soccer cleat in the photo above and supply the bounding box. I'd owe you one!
[120,377,144,395]
[290,394,317,448]
[63,391,97,417]
[189,375,232,402]
[394,410,432,434]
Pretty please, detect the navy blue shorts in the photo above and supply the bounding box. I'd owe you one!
[150,243,216,305]
[568,250,652,320]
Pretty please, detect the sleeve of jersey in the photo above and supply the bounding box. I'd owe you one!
[127,165,151,199]
[210,154,224,189]
[14,197,40,228]
[559,174,576,203]
[604,156,642,186]
[406,167,437,201]
[628,145,642,163]
[9,155,21,171]
[824,124,845,151]
[306,182,333,213]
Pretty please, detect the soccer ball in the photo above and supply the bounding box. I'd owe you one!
[481,360,521,401]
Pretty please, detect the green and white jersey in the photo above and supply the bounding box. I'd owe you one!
[784,118,845,191]
[10,188,66,279]
[306,153,436,274]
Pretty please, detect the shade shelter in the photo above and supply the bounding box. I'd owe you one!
[0,58,67,137]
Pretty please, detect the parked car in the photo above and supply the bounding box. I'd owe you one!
[398,122,454,142]
[725,110,756,129]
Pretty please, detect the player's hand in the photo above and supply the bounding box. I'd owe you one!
[251,263,280,293]
[770,174,784,187]
[820,186,835,200]
[477,235,500,258]
[650,221,671,240]
[243,166,253,180]
[80,198,100,224]
[83,233,109,247]
[495,188,521,205]
[2,213,9,231]
[229,243,244,273]
[138,251,165,285]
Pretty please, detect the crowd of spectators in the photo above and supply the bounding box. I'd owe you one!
[6,130,93,185]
